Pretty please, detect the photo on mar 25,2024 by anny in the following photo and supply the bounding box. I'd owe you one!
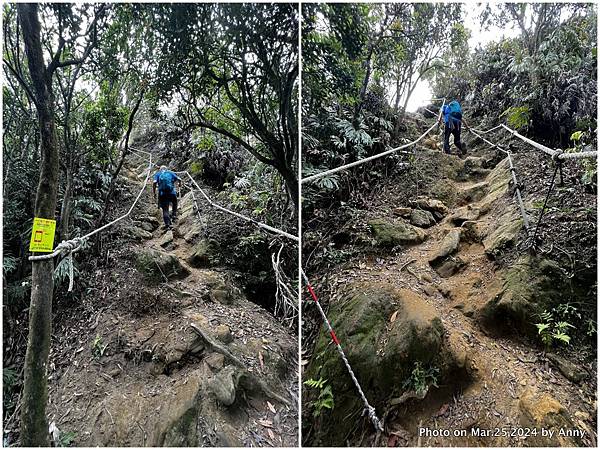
[2,1,598,449]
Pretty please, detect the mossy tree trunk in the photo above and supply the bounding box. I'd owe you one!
[18,4,60,445]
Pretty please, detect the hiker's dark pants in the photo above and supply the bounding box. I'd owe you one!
[443,120,464,154]
[158,193,178,227]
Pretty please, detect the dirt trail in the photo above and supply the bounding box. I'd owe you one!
[47,152,298,446]
[309,139,596,446]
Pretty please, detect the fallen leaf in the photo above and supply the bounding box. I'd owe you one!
[267,401,276,414]
[258,419,273,428]
[387,434,398,447]
[390,310,399,323]
[258,351,264,371]
[267,429,275,440]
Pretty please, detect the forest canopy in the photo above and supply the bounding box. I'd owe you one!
[302,2,597,193]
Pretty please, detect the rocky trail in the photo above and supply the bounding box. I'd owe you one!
[45,151,298,446]
[304,125,597,447]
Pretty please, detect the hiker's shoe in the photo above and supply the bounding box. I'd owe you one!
[171,215,178,223]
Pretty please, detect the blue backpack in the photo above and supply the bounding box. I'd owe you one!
[448,101,463,121]
[158,171,175,195]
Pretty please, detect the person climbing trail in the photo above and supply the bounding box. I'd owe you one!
[439,100,470,156]
[153,165,181,229]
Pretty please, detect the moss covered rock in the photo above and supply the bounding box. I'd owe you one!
[135,248,190,281]
[483,214,523,258]
[305,283,444,445]
[369,218,426,247]
[518,389,580,446]
[187,239,217,267]
[478,255,567,333]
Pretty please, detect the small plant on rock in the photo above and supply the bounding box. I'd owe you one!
[58,431,77,447]
[304,377,334,417]
[535,308,576,348]
[403,361,439,396]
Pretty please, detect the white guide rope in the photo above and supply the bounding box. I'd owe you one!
[302,100,446,184]
[301,269,383,432]
[130,147,298,242]
[473,124,597,160]
[29,154,155,291]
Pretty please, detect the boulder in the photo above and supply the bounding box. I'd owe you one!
[449,206,481,225]
[411,197,448,215]
[216,325,233,344]
[461,220,486,243]
[136,216,160,231]
[478,255,567,333]
[547,353,587,383]
[205,353,225,371]
[410,209,436,228]
[369,218,426,247]
[128,226,153,241]
[135,248,190,281]
[187,239,216,268]
[393,207,412,217]
[518,389,581,446]
[211,287,233,305]
[305,283,445,445]
[159,230,174,248]
[434,256,467,278]
[210,366,237,406]
[428,229,461,266]
[135,221,157,233]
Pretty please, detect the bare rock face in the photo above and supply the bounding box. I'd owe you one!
[518,389,581,446]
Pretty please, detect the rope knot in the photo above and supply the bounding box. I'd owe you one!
[56,238,83,254]
[363,405,384,432]
[56,238,85,292]
[552,149,563,161]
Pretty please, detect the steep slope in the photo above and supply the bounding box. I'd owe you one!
[46,151,298,446]
[303,123,596,447]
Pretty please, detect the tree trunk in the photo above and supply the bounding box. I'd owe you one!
[354,45,375,124]
[275,161,299,210]
[18,4,60,446]
[97,90,145,227]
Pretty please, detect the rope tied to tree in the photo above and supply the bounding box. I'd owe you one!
[301,269,384,433]
[28,154,154,293]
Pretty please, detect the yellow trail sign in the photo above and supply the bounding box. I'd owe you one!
[29,218,57,253]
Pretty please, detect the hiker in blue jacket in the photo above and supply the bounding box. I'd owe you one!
[153,165,182,229]
[439,100,470,155]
